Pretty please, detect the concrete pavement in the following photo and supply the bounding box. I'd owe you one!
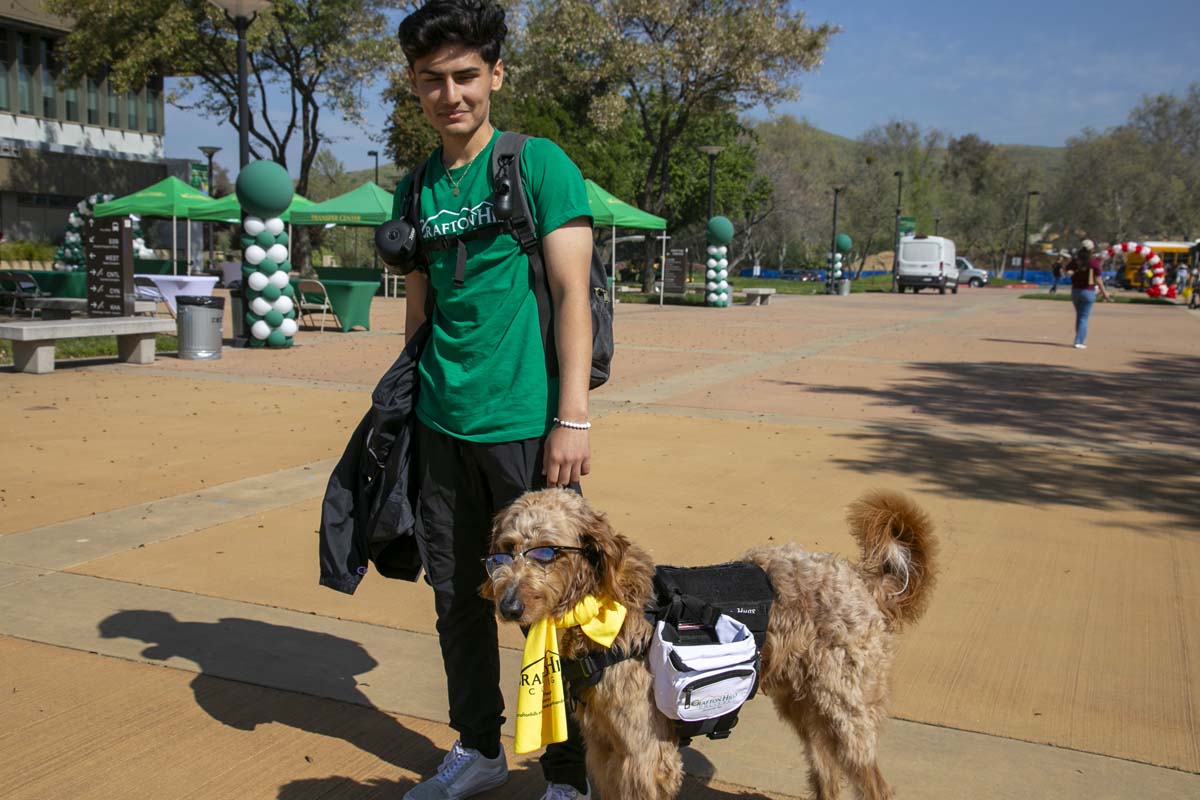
[2,288,1198,798]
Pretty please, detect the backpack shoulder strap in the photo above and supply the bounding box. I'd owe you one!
[491,132,556,374]
[401,160,434,318]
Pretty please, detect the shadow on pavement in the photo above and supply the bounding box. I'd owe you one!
[275,773,782,800]
[98,610,443,772]
[792,354,1200,530]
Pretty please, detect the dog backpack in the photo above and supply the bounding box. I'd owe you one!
[648,562,774,744]
[398,132,614,389]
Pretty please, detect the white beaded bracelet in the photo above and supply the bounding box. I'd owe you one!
[553,417,592,430]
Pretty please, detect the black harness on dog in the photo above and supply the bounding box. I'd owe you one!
[560,562,773,746]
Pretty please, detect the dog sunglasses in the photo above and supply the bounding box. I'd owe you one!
[483,546,587,578]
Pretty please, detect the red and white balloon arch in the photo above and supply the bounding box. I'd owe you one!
[1105,242,1176,298]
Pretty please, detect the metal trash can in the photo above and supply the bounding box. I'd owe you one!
[837,278,851,296]
[176,295,225,360]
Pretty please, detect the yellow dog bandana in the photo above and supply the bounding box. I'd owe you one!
[514,595,627,754]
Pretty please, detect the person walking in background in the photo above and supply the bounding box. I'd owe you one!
[1064,240,1111,349]
[1175,262,1188,293]
[1050,253,1066,294]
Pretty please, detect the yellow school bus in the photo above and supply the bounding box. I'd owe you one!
[1116,241,1198,289]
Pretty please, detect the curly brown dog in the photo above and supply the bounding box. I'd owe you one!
[484,489,937,800]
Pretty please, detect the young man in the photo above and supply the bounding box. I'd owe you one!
[393,2,595,799]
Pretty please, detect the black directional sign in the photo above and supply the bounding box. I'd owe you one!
[85,217,133,317]
[663,247,688,295]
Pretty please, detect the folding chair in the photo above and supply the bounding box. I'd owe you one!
[295,279,340,332]
[0,270,47,317]
[134,275,174,318]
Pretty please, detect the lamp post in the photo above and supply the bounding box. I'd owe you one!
[208,0,270,169]
[367,149,380,272]
[934,212,941,236]
[697,145,725,220]
[199,145,222,269]
[1020,190,1039,282]
[891,170,903,292]
[829,186,844,293]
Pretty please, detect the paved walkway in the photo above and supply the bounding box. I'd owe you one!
[2,288,1198,799]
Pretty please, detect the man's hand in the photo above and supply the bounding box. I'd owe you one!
[543,426,591,487]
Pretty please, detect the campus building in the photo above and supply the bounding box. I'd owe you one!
[0,1,168,241]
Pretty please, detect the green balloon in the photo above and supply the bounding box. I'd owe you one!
[267,329,287,347]
[281,284,295,298]
[247,337,266,348]
[276,231,289,246]
[706,216,735,245]
[245,312,262,327]
[236,160,294,219]
[265,309,284,327]
[242,264,258,277]
[836,233,853,254]
[279,260,292,273]
[240,234,256,249]
[258,259,278,276]
[261,283,281,301]
[255,230,276,248]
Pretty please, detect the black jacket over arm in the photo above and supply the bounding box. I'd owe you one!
[319,323,430,594]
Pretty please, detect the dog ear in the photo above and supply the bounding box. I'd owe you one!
[580,505,631,604]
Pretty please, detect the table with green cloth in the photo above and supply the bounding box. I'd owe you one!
[290,277,379,332]
[27,270,87,298]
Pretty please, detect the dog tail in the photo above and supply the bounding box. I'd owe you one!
[847,490,938,629]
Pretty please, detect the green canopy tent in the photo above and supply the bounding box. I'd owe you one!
[184,192,315,224]
[93,176,218,274]
[289,181,397,294]
[584,179,666,305]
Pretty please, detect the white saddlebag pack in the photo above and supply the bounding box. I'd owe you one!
[648,613,759,725]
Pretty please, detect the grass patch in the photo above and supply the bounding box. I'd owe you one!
[0,334,178,366]
[1020,293,1177,305]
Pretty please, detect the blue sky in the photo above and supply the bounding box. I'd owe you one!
[165,0,1198,178]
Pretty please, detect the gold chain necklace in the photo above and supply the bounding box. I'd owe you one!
[444,149,480,197]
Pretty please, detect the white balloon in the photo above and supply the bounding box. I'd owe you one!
[718,280,728,290]
[718,292,728,303]
[706,292,718,303]
[247,271,269,291]
[269,269,290,288]
[717,246,727,256]
[706,258,718,269]
[279,317,298,337]
[718,258,728,268]
[250,320,271,340]
[706,281,718,291]
[244,244,266,265]
[250,297,273,316]
[707,245,718,256]
[706,269,717,279]
[243,216,265,236]
[717,269,728,280]
[273,295,294,314]
[266,244,289,263]
[265,217,285,237]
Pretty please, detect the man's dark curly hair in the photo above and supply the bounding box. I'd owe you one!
[398,0,508,67]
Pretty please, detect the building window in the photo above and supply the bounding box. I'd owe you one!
[39,37,56,119]
[146,86,158,133]
[107,81,119,127]
[0,30,10,111]
[18,33,33,115]
[86,78,98,124]
[126,89,138,129]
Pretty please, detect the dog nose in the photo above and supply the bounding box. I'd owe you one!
[499,590,524,621]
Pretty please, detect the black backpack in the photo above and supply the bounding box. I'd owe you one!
[399,132,613,389]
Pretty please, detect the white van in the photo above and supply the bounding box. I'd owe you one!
[897,235,958,294]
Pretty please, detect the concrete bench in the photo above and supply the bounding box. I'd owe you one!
[26,298,157,320]
[0,316,177,374]
[744,287,777,306]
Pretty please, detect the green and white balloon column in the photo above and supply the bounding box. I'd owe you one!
[236,161,296,349]
[704,215,735,307]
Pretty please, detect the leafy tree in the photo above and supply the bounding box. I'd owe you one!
[47,0,403,269]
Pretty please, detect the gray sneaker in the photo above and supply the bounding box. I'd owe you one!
[537,781,590,800]
[403,741,508,800]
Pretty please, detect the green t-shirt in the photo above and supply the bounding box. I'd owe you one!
[392,130,593,443]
